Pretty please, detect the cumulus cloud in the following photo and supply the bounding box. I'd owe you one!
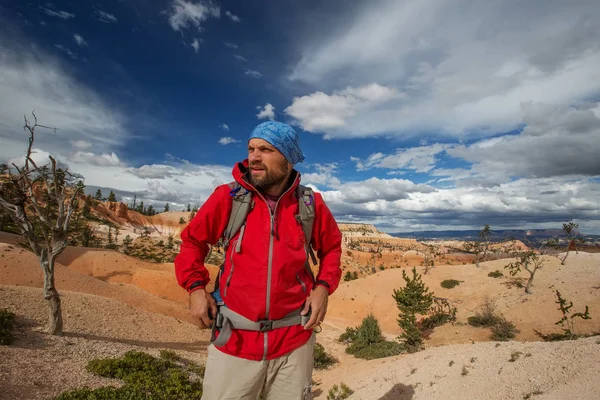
[167,0,220,32]
[284,83,402,135]
[245,69,263,79]
[95,10,118,23]
[445,102,600,179]
[72,140,92,150]
[40,6,74,20]
[256,103,275,120]
[71,151,124,167]
[218,137,240,145]
[73,34,88,47]
[225,11,241,23]
[287,0,600,139]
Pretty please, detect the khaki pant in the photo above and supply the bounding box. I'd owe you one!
[201,333,315,400]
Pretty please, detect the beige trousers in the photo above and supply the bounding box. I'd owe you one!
[201,333,315,400]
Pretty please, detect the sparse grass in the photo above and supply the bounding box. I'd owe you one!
[509,351,522,362]
[468,300,502,327]
[488,270,503,278]
[314,342,338,370]
[327,382,353,400]
[440,279,461,289]
[491,317,519,341]
[0,309,16,345]
[54,350,204,399]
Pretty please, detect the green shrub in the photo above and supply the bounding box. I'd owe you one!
[343,271,358,281]
[55,350,204,400]
[339,314,404,360]
[488,270,503,278]
[440,279,461,289]
[0,309,16,345]
[327,382,353,400]
[314,342,338,370]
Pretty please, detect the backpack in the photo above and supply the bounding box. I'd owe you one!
[213,181,318,292]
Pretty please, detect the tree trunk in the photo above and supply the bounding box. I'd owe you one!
[41,255,63,335]
[561,250,569,265]
[525,268,536,294]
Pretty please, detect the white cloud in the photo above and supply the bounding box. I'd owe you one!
[167,0,220,32]
[219,123,229,131]
[245,69,262,79]
[218,137,240,145]
[40,6,74,20]
[284,83,402,135]
[73,34,88,47]
[72,140,92,150]
[353,143,449,173]
[256,103,275,120]
[225,11,241,23]
[234,54,247,62]
[287,0,600,139]
[224,42,238,49]
[71,151,124,167]
[95,10,118,23]
[0,41,127,160]
[191,38,200,53]
[54,44,78,60]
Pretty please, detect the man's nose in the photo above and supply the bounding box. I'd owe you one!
[249,149,261,163]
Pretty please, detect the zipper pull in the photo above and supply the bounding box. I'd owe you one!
[271,215,275,237]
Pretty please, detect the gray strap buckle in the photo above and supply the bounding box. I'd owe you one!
[259,320,273,332]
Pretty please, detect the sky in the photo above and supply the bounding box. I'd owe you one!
[1,0,599,233]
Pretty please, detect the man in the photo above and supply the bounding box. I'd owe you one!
[174,121,342,399]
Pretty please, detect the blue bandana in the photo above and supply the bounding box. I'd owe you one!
[248,121,306,165]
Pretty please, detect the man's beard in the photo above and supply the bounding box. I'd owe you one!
[248,161,289,191]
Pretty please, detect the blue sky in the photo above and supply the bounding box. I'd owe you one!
[1,0,600,233]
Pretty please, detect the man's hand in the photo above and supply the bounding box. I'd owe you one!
[301,285,329,330]
[189,288,217,329]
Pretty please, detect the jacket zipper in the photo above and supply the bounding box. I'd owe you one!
[256,180,298,361]
[296,272,307,293]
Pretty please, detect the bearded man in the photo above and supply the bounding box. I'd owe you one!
[175,121,342,399]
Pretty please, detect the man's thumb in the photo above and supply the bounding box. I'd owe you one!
[301,299,311,316]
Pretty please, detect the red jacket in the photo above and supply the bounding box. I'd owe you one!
[174,160,342,361]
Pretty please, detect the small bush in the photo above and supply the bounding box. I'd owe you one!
[327,382,353,400]
[0,309,16,345]
[343,271,358,281]
[509,351,522,362]
[55,350,204,400]
[314,342,338,370]
[491,318,519,341]
[488,270,503,278]
[440,279,461,289]
[159,349,181,362]
[468,300,502,327]
[339,314,404,360]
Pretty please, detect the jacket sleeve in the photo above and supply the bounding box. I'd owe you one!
[310,192,342,295]
[174,184,232,293]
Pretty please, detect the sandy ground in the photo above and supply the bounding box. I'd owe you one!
[1,229,600,399]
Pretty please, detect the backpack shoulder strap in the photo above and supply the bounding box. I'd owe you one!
[223,182,253,251]
[296,185,318,281]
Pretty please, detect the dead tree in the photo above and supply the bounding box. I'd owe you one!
[0,113,84,335]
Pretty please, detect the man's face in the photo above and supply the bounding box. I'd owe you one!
[247,138,291,190]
